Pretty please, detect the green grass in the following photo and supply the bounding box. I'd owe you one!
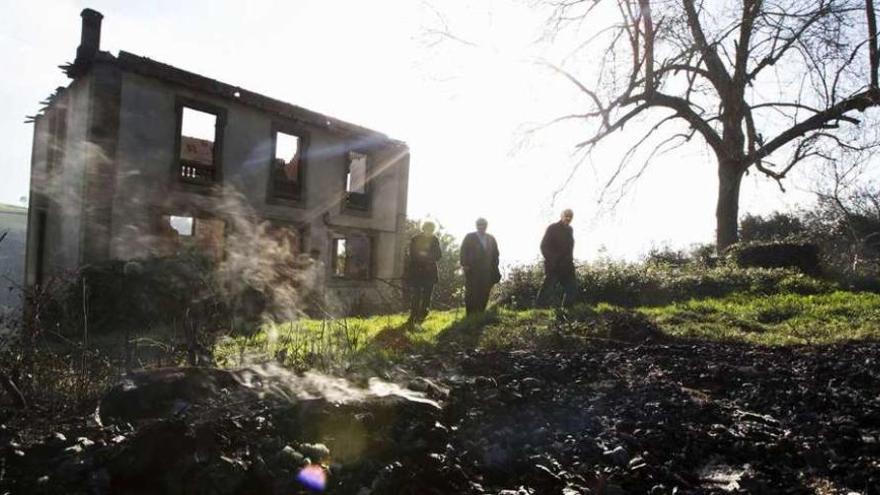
[642,291,880,345]
[213,307,554,369]
[214,291,880,369]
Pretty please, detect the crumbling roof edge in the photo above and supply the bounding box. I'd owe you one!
[106,50,406,148]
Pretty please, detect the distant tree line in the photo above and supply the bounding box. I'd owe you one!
[739,189,880,278]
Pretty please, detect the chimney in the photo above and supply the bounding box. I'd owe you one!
[75,8,103,63]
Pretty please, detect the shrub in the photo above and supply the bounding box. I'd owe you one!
[644,245,690,267]
[42,252,231,337]
[496,263,544,309]
[556,304,662,343]
[578,260,661,306]
[777,272,835,295]
[495,259,836,309]
[726,241,821,275]
[739,211,807,242]
[741,204,880,281]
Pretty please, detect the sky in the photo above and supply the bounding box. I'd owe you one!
[0,0,823,265]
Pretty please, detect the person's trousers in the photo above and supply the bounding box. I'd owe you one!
[536,270,578,308]
[409,281,435,320]
[465,275,493,315]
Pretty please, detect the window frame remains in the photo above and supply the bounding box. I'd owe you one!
[330,232,373,281]
[267,124,310,204]
[156,212,227,261]
[343,150,371,213]
[173,97,226,187]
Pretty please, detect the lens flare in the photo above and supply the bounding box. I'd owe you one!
[296,464,327,491]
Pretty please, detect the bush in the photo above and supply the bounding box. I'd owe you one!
[496,264,544,309]
[739,212,807,242]
[42,252,232,337]
[578,260,662,306]
[644,246,690,267]
[495,259,836,309]
[726,241,821,275]
[741,204,880,281]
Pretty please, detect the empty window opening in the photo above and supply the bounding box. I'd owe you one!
[331,234,371,279]
[345,152,369,210]
[159,214,225,260]
[332,238,347,277]
[168,215,194,236]
[271,131,303,199]
[346,152,367,194]
[179,106,218,183]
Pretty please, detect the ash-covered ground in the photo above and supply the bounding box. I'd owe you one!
[2,338,879,494]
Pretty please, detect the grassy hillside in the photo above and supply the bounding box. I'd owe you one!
[215,291,880,369]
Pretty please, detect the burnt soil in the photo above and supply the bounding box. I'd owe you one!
[2,340,880,494]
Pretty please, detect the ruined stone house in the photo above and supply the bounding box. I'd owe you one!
[25,9,410,313]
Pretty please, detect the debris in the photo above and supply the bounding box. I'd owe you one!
[3,341,880,493]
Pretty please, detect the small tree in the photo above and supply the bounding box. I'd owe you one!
[808,159,880,272]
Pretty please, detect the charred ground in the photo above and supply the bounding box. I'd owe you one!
[2,299,880,494]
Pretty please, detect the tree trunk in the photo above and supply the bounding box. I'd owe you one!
[716,162,744,252]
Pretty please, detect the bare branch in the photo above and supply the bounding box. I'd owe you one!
[574,103,651,148]
[749,87,880,165]
[682,0,732,92]
[832,39,871,102]
[747,3,831,82]
[734,0,760,87]
[639,0,655,95]
[645,92,724,152]
[655,63,714,81]
[603,114,678,192]
[868,0,878,87]
[540,61,612,129]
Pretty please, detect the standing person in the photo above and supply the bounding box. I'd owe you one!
[537,209,578,308]
[407,221,442,322]
[460,217,501,316]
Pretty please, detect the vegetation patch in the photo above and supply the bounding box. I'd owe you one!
[214,291,880,369]
[643,291,880,345]
[496,262,837,310]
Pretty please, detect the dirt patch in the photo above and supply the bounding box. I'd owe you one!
[2,341,879,494]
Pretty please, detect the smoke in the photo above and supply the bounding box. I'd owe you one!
[211,185,314,323]
[234,362,441,409]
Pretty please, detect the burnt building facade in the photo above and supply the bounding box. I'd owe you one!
[25,9,410,314]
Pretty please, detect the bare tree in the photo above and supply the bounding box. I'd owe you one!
[539,0,880,250]
[809,152,880,270]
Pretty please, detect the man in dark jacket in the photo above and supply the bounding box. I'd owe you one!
[460,217,501,315]
[407,221,442,322]
[537,209,577,307]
